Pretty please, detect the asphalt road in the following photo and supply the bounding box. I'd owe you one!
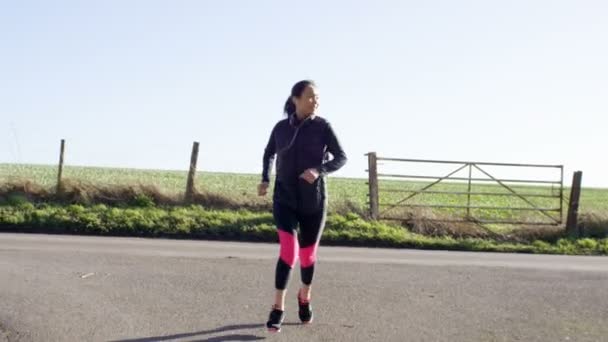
[1,233,607,342]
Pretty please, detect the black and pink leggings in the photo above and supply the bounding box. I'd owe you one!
[273,203,327,290]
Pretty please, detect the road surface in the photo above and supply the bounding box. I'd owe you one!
[1,233,607,342]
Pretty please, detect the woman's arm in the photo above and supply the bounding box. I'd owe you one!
[318,121,347,175]
[261,125,277,183]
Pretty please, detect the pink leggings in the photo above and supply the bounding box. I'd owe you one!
[274,203,326,290]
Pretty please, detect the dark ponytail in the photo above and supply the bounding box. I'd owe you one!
[283,96,296,116]
[283,80,316,116]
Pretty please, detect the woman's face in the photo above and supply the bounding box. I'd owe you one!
[294,85,319,116]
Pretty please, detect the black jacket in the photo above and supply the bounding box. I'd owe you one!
[262,114,347,213]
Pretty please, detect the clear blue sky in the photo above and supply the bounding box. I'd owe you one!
[1,0,606,187]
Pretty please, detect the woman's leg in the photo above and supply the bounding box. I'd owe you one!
[297,206,327,300]
[273,203,299,309]
[267,203,300,331]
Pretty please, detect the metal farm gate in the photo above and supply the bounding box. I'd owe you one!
[366,153,568,226]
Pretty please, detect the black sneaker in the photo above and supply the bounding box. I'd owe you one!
[298,294,313,324]
[266,306,284,332]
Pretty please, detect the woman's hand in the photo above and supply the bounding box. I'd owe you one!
[299,168,320,184]
[258,182,269,196]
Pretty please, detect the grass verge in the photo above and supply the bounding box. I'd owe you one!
[1,202,606,255]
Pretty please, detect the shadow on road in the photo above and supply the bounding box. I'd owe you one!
[109,323,268,342]
[191,335,265,341]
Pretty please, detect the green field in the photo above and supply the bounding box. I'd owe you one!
[1,163,607,220]
[0,164,608,221]
[2,163,607,254]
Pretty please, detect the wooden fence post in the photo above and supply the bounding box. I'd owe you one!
[566,171,583,236]
[368,152,379,220]
[57,139,65,194]
[185,141,200,202]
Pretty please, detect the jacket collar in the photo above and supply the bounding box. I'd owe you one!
[289,113,316,127]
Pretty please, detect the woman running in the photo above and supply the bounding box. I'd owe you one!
[258,80,347,332]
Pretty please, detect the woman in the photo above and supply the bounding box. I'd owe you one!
[259,80,347,332]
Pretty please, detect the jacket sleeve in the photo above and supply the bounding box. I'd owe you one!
[317,121,347,175]
[261,124,277,183]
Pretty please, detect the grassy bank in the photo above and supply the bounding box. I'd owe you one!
[1,163,607,255]
[1,202,607,255]
[2,163,608,216]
